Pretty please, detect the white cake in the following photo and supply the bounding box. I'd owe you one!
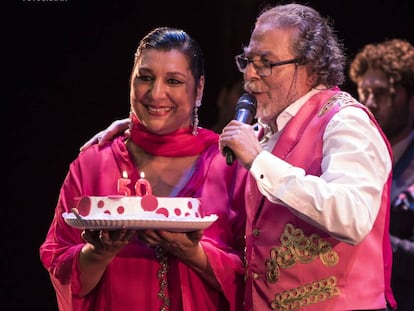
[74,194,202,220]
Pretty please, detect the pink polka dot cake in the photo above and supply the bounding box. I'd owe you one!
[63,194,218,231]
[63,173,218,230]
[74,194,202,220]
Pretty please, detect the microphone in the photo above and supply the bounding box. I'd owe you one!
[224,93,257,165]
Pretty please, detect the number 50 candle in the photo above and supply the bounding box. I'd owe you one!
[135,171,152,196]
[117,171,131,196]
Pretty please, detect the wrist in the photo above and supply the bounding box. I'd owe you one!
[81,243,115,263]
[181,243,206,266]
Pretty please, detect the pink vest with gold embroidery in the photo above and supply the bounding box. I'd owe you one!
[243,89,395,310]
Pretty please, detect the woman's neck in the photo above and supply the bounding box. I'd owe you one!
[126,140,198,197]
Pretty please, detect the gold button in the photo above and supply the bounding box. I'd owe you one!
[252,228,260,237]
[252,272,260,279]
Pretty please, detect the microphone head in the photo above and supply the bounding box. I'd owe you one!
[224,93,257,165]
[234,93,257,124]
[235,93,257,115]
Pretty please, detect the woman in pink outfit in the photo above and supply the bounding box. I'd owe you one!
[39,27,247,311]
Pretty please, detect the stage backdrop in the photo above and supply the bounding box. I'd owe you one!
[5,0,414,310]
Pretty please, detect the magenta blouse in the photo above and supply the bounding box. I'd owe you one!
[40,136,247,311]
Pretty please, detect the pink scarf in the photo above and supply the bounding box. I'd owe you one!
[129,114,218,157]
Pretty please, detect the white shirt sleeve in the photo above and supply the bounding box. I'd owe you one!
[250,106,392,245]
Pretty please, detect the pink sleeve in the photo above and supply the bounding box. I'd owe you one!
[195,153,248,310]
[39,144,120,306]
[39,160,86,298]
[202,238,245,311]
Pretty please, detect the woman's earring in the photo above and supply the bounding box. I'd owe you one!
[192,100,202,136]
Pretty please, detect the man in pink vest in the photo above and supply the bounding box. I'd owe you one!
[220,3,396,311]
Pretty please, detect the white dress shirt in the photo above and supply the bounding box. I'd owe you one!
[250,88,392,245]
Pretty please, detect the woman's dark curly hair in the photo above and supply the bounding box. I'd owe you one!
[349,39,414,94]
[256,3,346,88]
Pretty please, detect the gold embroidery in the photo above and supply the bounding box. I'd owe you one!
[318,92,359,116]
[155,246,170,311]
[265,254,280,282]
[319,239,339,266]
[270,276,340,310]
[318,100,336,116]
[265,224,338,283]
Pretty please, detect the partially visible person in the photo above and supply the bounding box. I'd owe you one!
[211,78,245,133]
[219,3,396,310]
[40,27,246,311]
[349,38,414,311]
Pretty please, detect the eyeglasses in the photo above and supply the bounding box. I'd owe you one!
[235,54,299,77]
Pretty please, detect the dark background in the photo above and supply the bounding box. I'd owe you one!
[4,0,414,309]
